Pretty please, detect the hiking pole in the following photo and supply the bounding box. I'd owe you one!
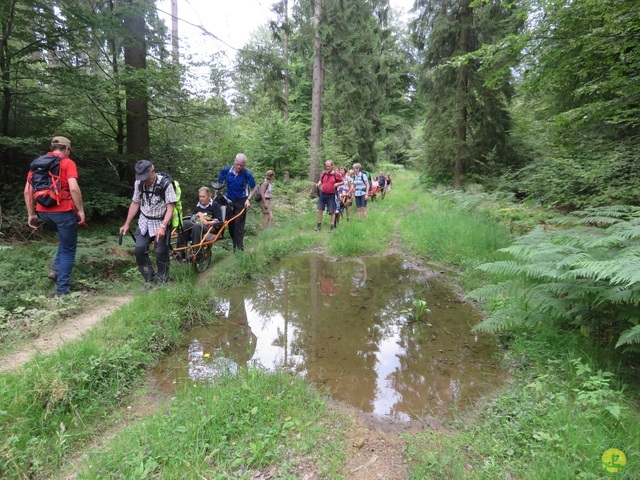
[118,230,136,245]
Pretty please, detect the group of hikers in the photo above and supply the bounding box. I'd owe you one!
[315,160,392,232]
[24,138,388,294]
[25,143,272,292]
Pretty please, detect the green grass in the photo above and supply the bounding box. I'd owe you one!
[75,368,346,479]
[398,191,512,268]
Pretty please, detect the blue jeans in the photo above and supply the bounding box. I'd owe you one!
[38,210,78,295]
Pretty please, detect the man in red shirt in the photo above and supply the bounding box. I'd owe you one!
[24,136,85,296]
[315,160,343,232]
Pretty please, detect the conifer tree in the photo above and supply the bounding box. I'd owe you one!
[412,0,520,187]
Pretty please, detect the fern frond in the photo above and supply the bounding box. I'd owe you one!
[522,263,567,281]
[524,285,568,318]
[467,280,526,302]
[472,305,526,333]
[476,261,527,278]
[556,252,591,268]
[596,286,640,304]
[616,324,640,348]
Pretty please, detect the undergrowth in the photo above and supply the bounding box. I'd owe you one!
[470,205,640,354]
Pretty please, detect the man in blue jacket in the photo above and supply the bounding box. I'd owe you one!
[217,153,257,251]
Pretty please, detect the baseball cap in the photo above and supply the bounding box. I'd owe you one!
[135,160,153,181]
[51,136,71,148]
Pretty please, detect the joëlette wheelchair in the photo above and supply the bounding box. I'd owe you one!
[170,183,245,273]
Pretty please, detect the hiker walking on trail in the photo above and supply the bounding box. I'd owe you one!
[377,171,387,200]
[315,160,343,232]
[24,136,85,296]
[119,160,177,286]
[217,153,257,251]
[352,163,370,220]
[260,170,275,229]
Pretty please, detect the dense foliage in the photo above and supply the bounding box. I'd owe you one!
[470,206,640,353]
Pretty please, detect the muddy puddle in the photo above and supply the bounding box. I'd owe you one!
[152,254,503,422]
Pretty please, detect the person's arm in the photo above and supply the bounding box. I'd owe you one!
[334,173,343,189]
[364,176,370,199]
[213,202,223,222]
[24,180,39,229]
[119,202,141,235]
[156,203,175,241]
[217,167,227,184]
[68,177,85,224]
[245,174,257,207]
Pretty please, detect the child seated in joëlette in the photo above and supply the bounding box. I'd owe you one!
[177,187,223,255]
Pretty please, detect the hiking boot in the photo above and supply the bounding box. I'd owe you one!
[48,269,58,282]
[314,224,321,231]
[329,225,335,233]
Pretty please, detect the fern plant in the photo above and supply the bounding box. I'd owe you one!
[469,206,640,353]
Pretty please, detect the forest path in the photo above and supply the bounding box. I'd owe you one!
[0,295,133,373]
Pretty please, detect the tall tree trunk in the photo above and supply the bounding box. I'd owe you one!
[171,0,179,65]
[454,64,467,189]
[283,0,289,120]
[123,0,149,160]
[309,0,323,184]
[0,0,16,138]
[454,0,471,189]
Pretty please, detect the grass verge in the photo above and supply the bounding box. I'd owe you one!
[75,368,345,479]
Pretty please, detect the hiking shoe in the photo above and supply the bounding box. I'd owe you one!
[329,225,335,233]
[48,269,58,282]
[314,225,321,231]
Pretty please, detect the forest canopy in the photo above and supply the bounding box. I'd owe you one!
[0,0,638,219]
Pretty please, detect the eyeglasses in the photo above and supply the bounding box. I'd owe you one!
[234,163,245,168]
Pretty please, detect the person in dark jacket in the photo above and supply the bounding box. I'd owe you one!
[217,153,256,251]
[176,187,223,258]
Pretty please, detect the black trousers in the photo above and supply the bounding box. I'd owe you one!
[229,197,248,251]
[135,228,170,282]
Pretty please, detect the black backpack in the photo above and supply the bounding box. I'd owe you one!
[29,154,62,207]
[138,172,183,225]
[253,180,265,203]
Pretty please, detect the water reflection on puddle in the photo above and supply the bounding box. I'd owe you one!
[152,254,502,422]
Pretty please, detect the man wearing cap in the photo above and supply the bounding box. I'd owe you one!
[24,136,85,296]
[217,153,257,251]
[119,160,176,286]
